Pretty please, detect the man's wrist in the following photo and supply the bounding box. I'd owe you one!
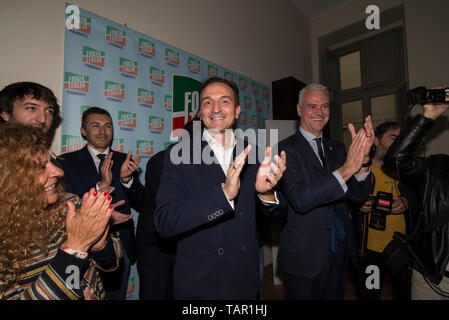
[361,159,372,167]
[120,176,132,183]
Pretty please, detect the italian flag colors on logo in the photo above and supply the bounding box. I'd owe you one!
[239,77,247,90]
[112,138,125,153]
[118,111,136,128]
[66,14,91,34]
[64,72,89,92]
[256,100,264,112]
[252,82,260,94]
[80,105,92,121]
[106,25,126,46]
[224,71,234,82]
[208,65,218,78]
[164,94,172,110]
[263,86,270,99]
[82,46,105,67]
[149,66,165,84]
[239,112,247,124]
[78,15,92,34]
[149,116,164,131]
[136,140,154,156]
[165,48,179,66]
[61,135,86,153]
[104,81,125,99]
[119,57,138,76]
[138,38,155,57]
[251,115,260,126]
[244,96,252,109]
[188,57,201,73]
[171,75,201,139]
[137,88,155,106]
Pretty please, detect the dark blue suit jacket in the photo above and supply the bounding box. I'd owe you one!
[59,146,143,264]
[154,136,284,299]
[277,131,371,278]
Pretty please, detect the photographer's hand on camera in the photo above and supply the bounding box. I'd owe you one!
[390,196,408,215]
[423,85,449,120]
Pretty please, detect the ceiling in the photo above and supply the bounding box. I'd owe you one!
[289,0,352,19]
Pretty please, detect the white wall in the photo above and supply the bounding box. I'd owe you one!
[0,0,312,153]
[310,0,449,155]
[0,0,312,269]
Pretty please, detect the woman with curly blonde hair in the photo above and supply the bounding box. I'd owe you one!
[0,124,122,299]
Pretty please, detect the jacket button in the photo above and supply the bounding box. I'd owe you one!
[241,246,246,253]
[240,212,246,220]
[218,248,224,255]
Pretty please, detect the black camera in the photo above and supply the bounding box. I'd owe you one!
[407,86,449,105]
[369,191,393,231]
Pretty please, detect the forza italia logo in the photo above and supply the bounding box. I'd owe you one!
[149,66,165,85]
[112,138,125,153]
[148,116,164,132]
[117,111,136,129]
[138,38,155,57]
[104,81,125,101]
[171,75,201,139]
[61,135,86,153]
[165,48,179,66]
[82,46,105,69]
[136,140,154,157]
[188,57,201,73]
[137,88,155,107]
[64,72,89,95]
[106,25,126,47]
[119,57,138,77]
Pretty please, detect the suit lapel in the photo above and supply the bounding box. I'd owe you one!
[322,138,337,171]
[199,137,227,184]
[294,131,325,171]
[78,146,101,186]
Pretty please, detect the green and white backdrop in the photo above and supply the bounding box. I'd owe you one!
[62,3,271,299]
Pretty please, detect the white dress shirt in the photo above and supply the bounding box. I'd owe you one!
[202,129,278,208]
[87,145,133,190]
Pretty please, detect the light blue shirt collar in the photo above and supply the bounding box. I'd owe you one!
[299,126,322,143]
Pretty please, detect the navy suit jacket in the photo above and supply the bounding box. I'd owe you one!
[277,131,371,278]
[154,136,285,299]
[59,146,143,264]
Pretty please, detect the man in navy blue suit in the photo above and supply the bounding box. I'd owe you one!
[154,77,287,299]
[60,107,143,300]
[278,83,374,299]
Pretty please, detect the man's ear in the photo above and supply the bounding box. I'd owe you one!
[80,126,86,139]
[373,137,380,147]
[297,104,301,117]
[235,105,241,119]
[0,111,10,122]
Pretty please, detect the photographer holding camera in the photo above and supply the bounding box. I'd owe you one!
[356,121,415,300]
[385,86,449,300]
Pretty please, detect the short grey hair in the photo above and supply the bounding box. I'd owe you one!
[298,83,329,106]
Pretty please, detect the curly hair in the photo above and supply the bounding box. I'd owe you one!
[0,124,66,281]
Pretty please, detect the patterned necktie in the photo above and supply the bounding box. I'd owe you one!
[97,153,106,175]
[314,137,326,168]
